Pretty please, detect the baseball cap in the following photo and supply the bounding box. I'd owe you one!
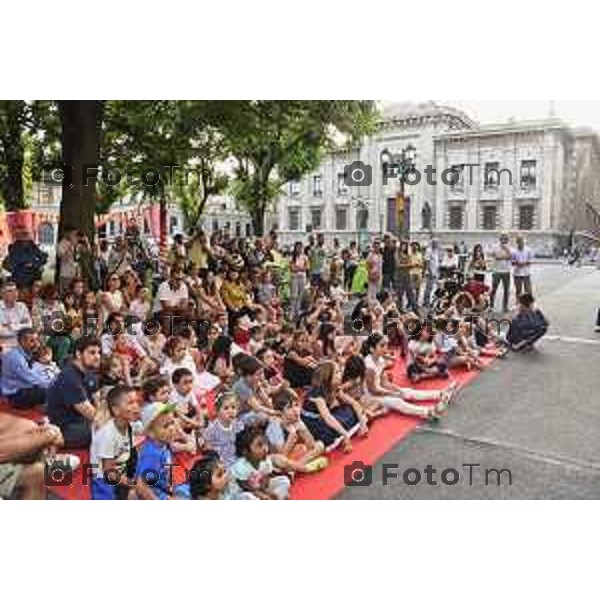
[140,402,175,432]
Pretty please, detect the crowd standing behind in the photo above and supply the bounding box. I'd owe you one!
[0,222,552,499]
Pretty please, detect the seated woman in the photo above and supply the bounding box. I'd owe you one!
[312,321,338,361]
[283,331,318,389]
[113,331,157,383]
[340,354,388,421]
[196,270,226,319]
[300,361,367,453]
[362,333,457,420]
[205,334,235,384]
[220,268,253,330]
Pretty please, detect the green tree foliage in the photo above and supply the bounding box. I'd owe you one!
[215,101,378,234]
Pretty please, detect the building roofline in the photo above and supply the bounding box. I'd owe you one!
[433,118,571,140]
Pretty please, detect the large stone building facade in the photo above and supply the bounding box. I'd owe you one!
[275,102,600,254]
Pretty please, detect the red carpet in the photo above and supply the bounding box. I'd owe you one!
[290,356,493,499]
[0,357,492,500]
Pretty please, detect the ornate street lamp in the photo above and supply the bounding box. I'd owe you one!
[380,144,417,239]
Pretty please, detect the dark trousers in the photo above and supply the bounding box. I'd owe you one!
[382,271,395,292]
[7,387,46,409]
[514,275,532,300]
[345,265,357,290]
[395,272,416,311]
[61,421,92,450]
[491,272,511,312]
[510,327,548,352]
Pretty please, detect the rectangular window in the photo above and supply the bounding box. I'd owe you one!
[520,160,537,189]
[313,175,323,196]
[484,162,500,189]
[212,220,219,232]
[448,205,464,230]
[289,180,301,196]
[450,165,464,191]
[337,173,348,195]
[288,207,301,231]
[235,222,241,237]
[245,223,252,237]
[335,206,348,230]
[519,205,535,230]
[482,205,497,230]
[310,208,322,230]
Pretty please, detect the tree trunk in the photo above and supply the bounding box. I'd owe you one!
[1,101,25,211]
[58,100,104,241]
[251,202,265,236]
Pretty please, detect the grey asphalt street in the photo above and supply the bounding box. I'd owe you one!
[340,263,600,499]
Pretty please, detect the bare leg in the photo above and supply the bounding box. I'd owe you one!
[16,462,46,500]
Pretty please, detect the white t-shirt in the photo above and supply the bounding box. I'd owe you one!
[512,247,533,277]
[169,388,199,414]
[90,419,131,479]
[364,354,385,381]
[153,281,189,313]
[492,244,513,273]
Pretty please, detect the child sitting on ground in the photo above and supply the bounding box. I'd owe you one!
[135,402,190,500]
[406,327,449,383]
[31,344,61,388]
[266,388,327,473]
[231,424,291,500]
[189,451,248,500]
[434,320,473,370]
[506,293,549,352]
[232,355,279,424]
[143,376,197,454]
[455,321,486,370]
[203,391,245,469]
[100,355,131,390]
[90,384,140,500]
[169,367,204,434]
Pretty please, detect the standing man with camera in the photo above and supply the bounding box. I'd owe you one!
[490,233,513,314]
[423,238,441,309]
[57,227,80,294]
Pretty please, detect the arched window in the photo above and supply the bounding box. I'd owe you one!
[38,222,55,245]
[357,208,369,230]
[421,202,432,230]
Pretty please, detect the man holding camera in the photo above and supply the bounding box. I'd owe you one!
[57,227,81,294]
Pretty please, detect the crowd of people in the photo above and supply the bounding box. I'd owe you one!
[0,222,551,500]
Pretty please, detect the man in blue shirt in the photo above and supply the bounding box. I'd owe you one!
[47,336,101,449]
[1,328,48,409]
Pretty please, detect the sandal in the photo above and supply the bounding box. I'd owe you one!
[304,457,329,473]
